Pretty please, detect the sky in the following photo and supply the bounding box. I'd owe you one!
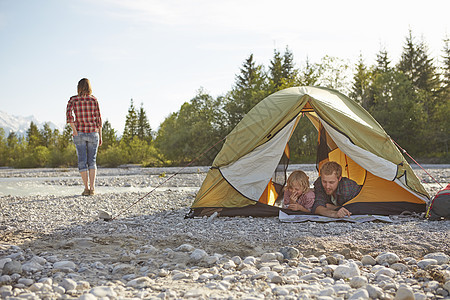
[0,0,449,133]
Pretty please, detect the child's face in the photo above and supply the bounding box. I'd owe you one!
[288,181,305,195]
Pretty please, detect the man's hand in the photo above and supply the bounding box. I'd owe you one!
[315,205,352,218]
[335,207,351,218]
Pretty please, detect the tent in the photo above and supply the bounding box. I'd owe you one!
[186,86,430,217]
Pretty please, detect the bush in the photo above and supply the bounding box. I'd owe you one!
[97,145,129,167]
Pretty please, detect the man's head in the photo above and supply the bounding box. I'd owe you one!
[320,161,342,196]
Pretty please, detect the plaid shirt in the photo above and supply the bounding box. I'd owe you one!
[311,177,362,213]
[66,95,102,133]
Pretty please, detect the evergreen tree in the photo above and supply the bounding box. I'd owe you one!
[101,120,118,149]
[137,103,152,143]
[374,47,391,74]
[57,124,72,150]
[41,123,56,148]
[398,30,440,93]
[223,54,268,131]
[269,49,284,91]
[435,37,450,157]
[442,36,450,90]
[298,57,320,86]
[369,69,427,155]
[26,121,43,148]
[0,128,7,166]
[123,99,139,143]
[282,46,297,81]
[350,54,372,108]
[268,47,298,92]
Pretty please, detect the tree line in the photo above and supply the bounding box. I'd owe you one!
[0,30,449,168]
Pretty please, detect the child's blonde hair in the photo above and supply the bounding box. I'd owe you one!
[286,170,310,192]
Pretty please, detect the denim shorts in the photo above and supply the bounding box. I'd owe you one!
[73,132,99,172]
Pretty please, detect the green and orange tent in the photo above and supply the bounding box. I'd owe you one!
[187,86,430,217]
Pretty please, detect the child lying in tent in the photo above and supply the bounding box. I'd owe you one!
[283,170,315,212]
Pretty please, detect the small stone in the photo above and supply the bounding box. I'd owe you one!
[243,256,256,265]
[279,247,299,260]
[361,255,376,266]
[376,252,400,265]
[126,277,154,288]
[223,260,236,269]
[112,263,134,274]
[366,284,383,299]
[0,258,12,269]
[158,269,170,277]
[184,288,203,298]
[375,267,396,278]
[333,283,352,294]
[270,274,284,283]
[231,256,242,266]
[391,263,409,272]
[98,210,112,220]
[273,287,289,296]
[172,272,188,280]
[326,256,339,265]
[318,287,334,296]
[77,281,90,290]
[423,252,449,265]
[350,276,368,288]
[0,286,13,298]
[444,280,450,293]
[2,261,22,275]
[79,293,97,300]
[349,288,369,300]
[22,261,44,272]
[417,259,438,269]
[190,249,208,261]
[0,275,12,285]
[205,255,219,265]
[333,262,360,280]
[89,286,117,298]
[54,286,65,294]
[61,278,77,291]
[175,244,195,252]
[260,253,277,262]
[394,285,414,300]
[17,278,34,286]
[53,260,76,270]
[413,292,427,300]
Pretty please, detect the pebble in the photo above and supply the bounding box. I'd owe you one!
[0,166,449,299]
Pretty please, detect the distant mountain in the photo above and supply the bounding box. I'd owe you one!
[0,111,62,137]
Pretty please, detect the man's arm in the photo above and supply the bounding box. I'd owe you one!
[315,204,351,218]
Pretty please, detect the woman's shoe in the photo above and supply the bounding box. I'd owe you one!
[82,188,90,196]
[89,189,95,196]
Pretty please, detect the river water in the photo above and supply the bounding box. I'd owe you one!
[0,164,447,197]
[0,176,199,197]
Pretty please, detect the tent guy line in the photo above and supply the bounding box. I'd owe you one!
[111,136,227,220]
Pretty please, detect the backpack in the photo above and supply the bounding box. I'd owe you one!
[427,184,450,220]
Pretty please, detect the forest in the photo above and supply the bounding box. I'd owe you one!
[0,31,449,168]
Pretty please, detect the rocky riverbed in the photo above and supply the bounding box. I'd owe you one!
[0,165,449,299]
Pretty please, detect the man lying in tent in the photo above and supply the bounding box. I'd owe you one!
[311,161,361,218]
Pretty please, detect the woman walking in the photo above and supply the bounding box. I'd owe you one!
[66,78,102,196]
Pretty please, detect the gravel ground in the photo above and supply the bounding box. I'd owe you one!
[0,165,449,299]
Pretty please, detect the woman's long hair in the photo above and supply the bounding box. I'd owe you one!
[77,78,92,96]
